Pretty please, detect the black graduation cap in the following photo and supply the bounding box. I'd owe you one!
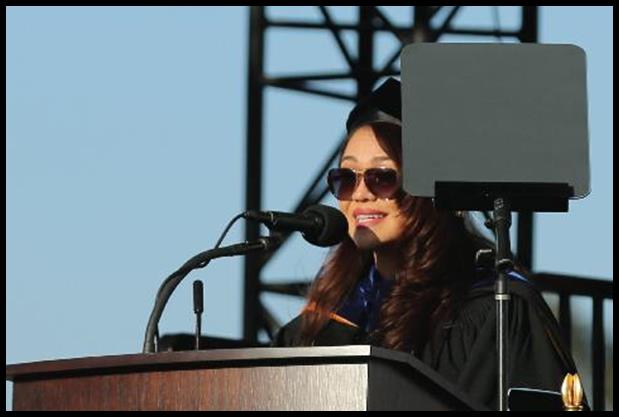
[345,78,402,134]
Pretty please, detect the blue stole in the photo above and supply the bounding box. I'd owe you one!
[336,264,395,333]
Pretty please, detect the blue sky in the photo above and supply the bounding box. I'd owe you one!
[6,6,612,410]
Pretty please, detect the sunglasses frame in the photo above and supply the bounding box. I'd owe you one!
[327,167,401,200]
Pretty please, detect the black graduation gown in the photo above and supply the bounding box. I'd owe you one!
[271,278,586,411]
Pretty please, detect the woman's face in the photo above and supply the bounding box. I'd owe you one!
[338,125,408,251]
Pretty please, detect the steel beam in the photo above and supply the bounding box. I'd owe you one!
[246,4,539,340]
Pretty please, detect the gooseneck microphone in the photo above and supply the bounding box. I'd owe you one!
[143,237,278,353]
[142,206,347,354]
[243,204,348,247]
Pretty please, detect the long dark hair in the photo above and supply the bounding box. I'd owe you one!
[299,123,496,353]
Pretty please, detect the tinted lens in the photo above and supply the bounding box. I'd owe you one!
[327,168,357,199]
[364,168,399,198]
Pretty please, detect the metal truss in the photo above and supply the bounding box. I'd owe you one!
[245,4,538,340]
[244,6,611,410]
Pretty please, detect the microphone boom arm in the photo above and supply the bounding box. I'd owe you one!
[142,236,280,353]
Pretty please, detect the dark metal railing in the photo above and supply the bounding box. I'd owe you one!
[531,272,613,411]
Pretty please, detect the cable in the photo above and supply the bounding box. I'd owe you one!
[214,212,245,249]
[155,212,245,300]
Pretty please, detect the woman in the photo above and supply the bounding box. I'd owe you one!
[272,78,585,410]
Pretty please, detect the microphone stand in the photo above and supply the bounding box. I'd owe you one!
[490,197,514,411]
[438,182,571,411]
[142,235,280,354]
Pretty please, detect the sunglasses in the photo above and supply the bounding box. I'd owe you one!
[327,167,401,200]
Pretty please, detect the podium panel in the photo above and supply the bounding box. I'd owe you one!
[6,346,488,411]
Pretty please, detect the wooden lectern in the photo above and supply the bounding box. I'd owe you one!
[6,345,488,411]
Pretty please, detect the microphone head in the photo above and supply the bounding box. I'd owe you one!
[193,280,204,314]
[301,204,349,247]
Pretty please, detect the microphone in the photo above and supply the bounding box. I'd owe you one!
[243,204,348,247]
[193,280,203,350]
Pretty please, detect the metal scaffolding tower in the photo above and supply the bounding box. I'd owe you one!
[240,6,613,410]
[245,4,539,343]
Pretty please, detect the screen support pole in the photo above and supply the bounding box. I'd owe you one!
[491,197,514,411]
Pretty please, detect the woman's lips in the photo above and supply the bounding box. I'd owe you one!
[352,209,387,227]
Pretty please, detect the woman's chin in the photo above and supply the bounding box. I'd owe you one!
[352,227,382,250]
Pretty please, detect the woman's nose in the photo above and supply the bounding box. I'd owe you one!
[351,174,376,201]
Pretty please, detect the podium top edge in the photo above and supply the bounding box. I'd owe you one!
[6,345,394,380]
